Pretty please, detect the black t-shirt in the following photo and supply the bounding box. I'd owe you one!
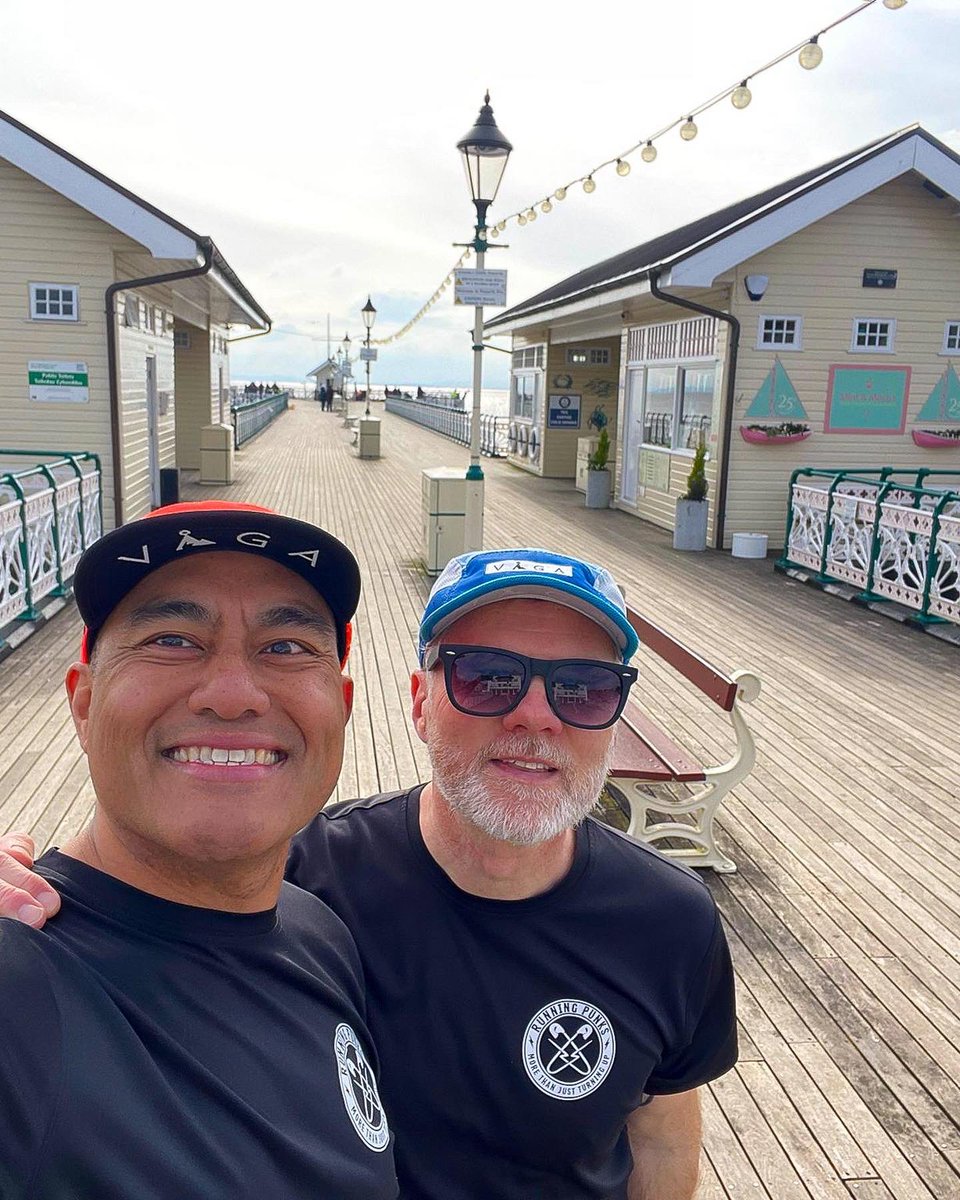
[287,786,737,1200]
[0,851,397,1200]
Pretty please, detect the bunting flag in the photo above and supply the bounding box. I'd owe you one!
[916,364,960,422]
[744,358,808,419]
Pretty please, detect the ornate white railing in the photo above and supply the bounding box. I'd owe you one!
[0,451,102,643]
[780,468,960,627]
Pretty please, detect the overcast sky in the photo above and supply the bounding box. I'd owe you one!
[2,0,956,389]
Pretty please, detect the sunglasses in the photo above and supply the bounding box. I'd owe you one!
[424,644,638,730]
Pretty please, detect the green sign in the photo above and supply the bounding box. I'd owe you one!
[916,365,960,422]
[825,366,910,434]
[744,358,807,420]
[28,360,89,404]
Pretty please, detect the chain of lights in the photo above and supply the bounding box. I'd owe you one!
[373,0,908,345]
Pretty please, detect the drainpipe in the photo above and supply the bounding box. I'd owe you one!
[648,269,740,550]
[104,238,215,527]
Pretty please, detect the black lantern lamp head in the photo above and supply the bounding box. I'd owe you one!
[456,91,513,233]
[361,296,377,332]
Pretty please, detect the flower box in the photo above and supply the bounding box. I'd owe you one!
[739,425,811,445]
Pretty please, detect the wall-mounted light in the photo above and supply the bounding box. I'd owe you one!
[744,274,770,302]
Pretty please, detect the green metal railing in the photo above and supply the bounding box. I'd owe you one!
[778,467,960,626]
[230,391,290,448]
[0,450,102,644]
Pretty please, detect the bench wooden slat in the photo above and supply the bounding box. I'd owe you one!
[626,605,738,712]
[612,700,706,783]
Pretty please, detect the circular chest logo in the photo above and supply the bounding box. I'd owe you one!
[334,1023,390,1151]
[523,999,616,1100]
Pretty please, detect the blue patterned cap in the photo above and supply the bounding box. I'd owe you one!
[418,549,639,664]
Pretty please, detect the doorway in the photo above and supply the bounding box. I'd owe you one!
[619,368,644,505]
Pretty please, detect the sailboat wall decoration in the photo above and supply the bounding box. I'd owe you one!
[912,364,960,448]
[740,357,811,443]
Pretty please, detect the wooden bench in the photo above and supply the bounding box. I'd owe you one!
[606,605,761,874]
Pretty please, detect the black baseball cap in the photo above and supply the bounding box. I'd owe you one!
[75,501,360,665]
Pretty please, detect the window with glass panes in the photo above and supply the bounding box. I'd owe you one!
[943,322,960,354]
[30,284,78,321]
[851,318,895,352]
[758,315,801,350]
[643,368,676,447]
[641,366,714,451]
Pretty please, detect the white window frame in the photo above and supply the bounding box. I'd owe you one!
[173,330,191,350]
[511,368,542,424]
[566,347,610,366]
[640,363,716,456]
[757,314,803,351]
[941,321,960,355]
[29,282,79,322]
[850,317,896,354]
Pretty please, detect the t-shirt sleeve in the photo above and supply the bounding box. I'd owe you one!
[645,908,738,1094]
[0,922,64,1196]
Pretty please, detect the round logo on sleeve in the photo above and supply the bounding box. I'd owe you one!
[523,999,616,1100]
[334,1024,390,1151]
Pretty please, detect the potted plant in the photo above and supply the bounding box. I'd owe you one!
[912,428,960,448]
[673,442,708,551]
[740,422,811,444]
[585,427,612,509]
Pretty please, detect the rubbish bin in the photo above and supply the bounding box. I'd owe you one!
[199,424,235,485]
[731,533,769,559]
[358,417,381,460]
[159,467,180,506]
[422,468,467,575]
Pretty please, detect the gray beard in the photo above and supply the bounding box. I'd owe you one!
[428,733,615,846]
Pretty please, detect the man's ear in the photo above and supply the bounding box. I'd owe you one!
[65,662,92,752]
[340,675,354,724]
[410,670,430,745]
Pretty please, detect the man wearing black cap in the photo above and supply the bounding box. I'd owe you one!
[0,542,735,1199]
[0,502,396,1199]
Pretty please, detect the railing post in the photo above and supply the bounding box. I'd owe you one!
[37,464,66,596]
[857,479,894,602]
[816,471,850,582]
[8,475,37,621]
[915,492,954,625]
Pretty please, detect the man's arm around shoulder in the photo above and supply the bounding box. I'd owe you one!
[626,1088,702,1200]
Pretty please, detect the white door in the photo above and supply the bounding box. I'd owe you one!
[619,368,644,505]
[145,356,160,507]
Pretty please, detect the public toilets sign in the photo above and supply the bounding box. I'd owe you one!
[28,360,89,404]
[454,269,508,307]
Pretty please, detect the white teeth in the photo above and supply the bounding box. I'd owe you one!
[168,746,281,766]
[504,759,551,772]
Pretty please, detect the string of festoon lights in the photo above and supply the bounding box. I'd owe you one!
[371,0,908,347]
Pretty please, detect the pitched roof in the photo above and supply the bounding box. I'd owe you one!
[487,125,958,330]
[0,106,270,329]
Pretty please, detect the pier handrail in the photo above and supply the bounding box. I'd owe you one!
[0,449,103,645]
[778,466,960,627]
[230,391,290,449]
[384,394,508,457]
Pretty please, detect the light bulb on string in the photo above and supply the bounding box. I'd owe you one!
[518,213,527,226]
[497,220,506,232]
[799,38,822,69]
[616,158,631,177]
[680,117,698,141]
[883,0,906,8]
[489,226,499,238]
[526,208,537,222]
[731,81,752,109]
[641,141,657,163]
[583,176,596,194]
[540,198,552,213]
[554,186,567,201]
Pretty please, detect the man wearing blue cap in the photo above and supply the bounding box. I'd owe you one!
[0,546,736,1200]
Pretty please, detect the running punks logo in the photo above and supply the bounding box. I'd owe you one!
[522,999,616,1100]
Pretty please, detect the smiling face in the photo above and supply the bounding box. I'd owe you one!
[411,599,618,846]
[66,552,353,873]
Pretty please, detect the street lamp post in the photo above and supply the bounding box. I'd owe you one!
[342,332,352,402]
[361,297,376,416]
[456,92,512,550]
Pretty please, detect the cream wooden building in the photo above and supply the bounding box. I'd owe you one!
[487,126,960,549]
[0,108,270,529]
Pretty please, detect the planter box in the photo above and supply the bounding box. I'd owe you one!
[585,469,611,509]
[674,498,708,551]
[911,429,960,449]
[739,425,811,445]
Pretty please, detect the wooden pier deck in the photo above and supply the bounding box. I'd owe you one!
[3,400,959,1199]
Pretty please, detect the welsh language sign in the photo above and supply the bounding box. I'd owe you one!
[825,366,911,434]
[28,361,89,404]
[547,393,581,429]
[454,269,508,307]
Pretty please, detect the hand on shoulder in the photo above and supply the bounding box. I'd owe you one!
[0,835,60,927]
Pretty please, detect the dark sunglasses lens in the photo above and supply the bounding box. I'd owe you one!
[550,664,625,727]
[448,651,526,715]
